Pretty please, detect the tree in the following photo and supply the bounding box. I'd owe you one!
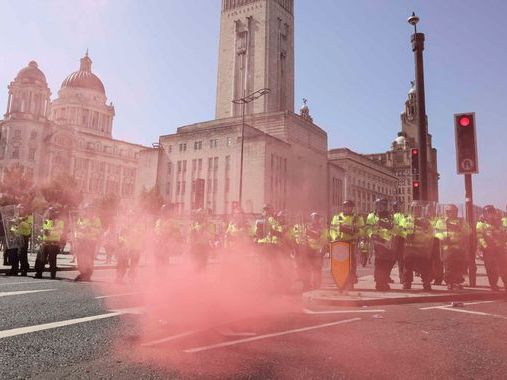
[40,174,83,209]
[0,164,34,204]
[138,186,164,216]
[92,193,120,228]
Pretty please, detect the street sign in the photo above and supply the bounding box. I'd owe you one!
[454,112,478,174]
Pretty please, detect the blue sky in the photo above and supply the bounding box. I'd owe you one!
[0,0,506,208]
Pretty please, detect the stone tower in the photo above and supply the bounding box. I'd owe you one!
[215,0,295,119]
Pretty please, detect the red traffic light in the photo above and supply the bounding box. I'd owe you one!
[411,148,419,156]
[459,116,471,127]
[413,181,420,188]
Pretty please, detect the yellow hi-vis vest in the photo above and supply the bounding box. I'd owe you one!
[330,212,364,242]
[42,219,64,243]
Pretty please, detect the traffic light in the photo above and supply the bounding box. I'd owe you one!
[454,113,478,174]
[412,180,420,201]
[411,148,419,175]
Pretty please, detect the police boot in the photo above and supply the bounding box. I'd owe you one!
[423,283,432,291]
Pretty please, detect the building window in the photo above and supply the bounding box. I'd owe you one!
[179,143,187,152]
[225,178,230,193]
[177,160,182,173]
[194,141,202,150]
[226,137,232,146]
[198,158,203,171]
[225,155,231,170]
[213,157,219,170]
[208,158,213,172]
[30,131,37,140]
[182,160,187,172]
[13,130,22,141]
[167,162,172,175]
[167,145,172,153]
[28,148,36,161]
[209,139,218,149]
[11,145,20,159]
[181,181,186,195]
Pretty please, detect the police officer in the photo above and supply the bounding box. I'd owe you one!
[434,204,469,290]
[330,200,364,288]
[117,210,146,281]
[294,212,328,291]
[74,205,102,281]
[401,201,434,291]
[188,208,215,272]
[477,205,507,291]
[154,204,182,265]
[10,204,33,276]
[391,201,406,283]
[35,207,65,279]
[224,207,249,253]
[366,198,398,291]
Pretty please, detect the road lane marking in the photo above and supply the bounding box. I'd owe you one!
[0,312,122,339]
[141,330,199,347]
[184,318,361,353]
[435,307,507,319]
[0,289,56,297]
[303,308,385,315]
[0,280,55,286]
[95,292,143,299]
[419,301,495,310]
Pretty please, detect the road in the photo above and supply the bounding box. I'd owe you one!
[1,268,507,379]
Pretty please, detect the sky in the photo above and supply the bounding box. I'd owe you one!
[0,0,506,208]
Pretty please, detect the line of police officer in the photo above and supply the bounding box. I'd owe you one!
[4,199,507,293]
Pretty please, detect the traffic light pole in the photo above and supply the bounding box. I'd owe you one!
[464,173,477,287]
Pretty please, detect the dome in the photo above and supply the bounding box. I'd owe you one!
[15,61,47,84]
[394,135,406,145]
[61,53,105,94]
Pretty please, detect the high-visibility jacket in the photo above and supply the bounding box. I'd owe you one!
[13,215,33,237]
[119,222,146,251]
[393,212,407,238]
[255,216,283,246]
[294,222,328,251]
[76,217,102,240]
[502,217,507,229]
[365,213,397,241]
[477,220,506,250]
[330,213,364,242]
[155,218,182,242]
[189,221,215,246]
[402,215,434,251]
[42,219,65,243]
[434,217,470,252]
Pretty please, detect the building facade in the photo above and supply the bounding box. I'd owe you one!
[328,148,398,215]
[0,54,157,202]
[365,83,439,211]
[157,0,328,219]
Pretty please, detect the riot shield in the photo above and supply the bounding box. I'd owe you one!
[31,212,45,253]
[330,241,352,290]
[0,205,21,250]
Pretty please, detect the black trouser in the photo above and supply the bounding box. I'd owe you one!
[117,249,140,280]
[443,249,466,286]
[403,256,432,287]
[297,246,323,291]
[35,244,60,278]
[432,239,444,284]
[389,237,405,280]
[76,239,96,280]
[19,236,30,273]
[6,248,19,274]
[483,248,507,288]
[374,257,394,288]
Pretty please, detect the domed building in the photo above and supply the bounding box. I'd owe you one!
[0,53,158,202]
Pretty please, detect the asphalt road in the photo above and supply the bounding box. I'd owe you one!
[2,268,507,379]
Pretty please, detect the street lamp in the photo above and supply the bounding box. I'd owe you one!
[408,11,429,201]
[232,88,271,209]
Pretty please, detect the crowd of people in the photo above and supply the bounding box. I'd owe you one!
[2,199,507,293]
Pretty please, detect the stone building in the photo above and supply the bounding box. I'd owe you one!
[328,148,398,214]
[156,0,329,219]
[0,54,158,202]
[365,83,439,211]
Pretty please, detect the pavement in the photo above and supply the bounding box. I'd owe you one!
[2,268,507,379]
[304,260,507,307]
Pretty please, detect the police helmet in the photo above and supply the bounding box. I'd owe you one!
[444,204,458,215]
[276,210,288,224]
[483,205,496,215]
[263,204,274,211]
[375,198,388,212]
[392,201,402,212]
[343,200,355,208]
[310,212,322,223]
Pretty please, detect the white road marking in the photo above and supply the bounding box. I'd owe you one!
[0,280,54,286]
[184,318,361,353]
[435,307,507,319]
[303,308,385,315]
[110,307,144,315]
[95,292,143,299]
[0,312,122,340]
[0,289,56,297]
[419,301,494,310]
[141,330,199,347]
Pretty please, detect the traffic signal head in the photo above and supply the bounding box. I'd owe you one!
[454,112,478,174]
[412,180,420,200]
[411,147,420,176]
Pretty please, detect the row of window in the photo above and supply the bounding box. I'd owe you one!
[172,137,234,153]
[8,145,36,161]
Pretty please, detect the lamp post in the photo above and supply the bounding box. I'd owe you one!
[232,88,271,209]
[408,12,429,201]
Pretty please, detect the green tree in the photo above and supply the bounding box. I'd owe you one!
[40,174,83,209]
[92,193,120,228]
[138,186,164,216]
[0,164,33,204]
